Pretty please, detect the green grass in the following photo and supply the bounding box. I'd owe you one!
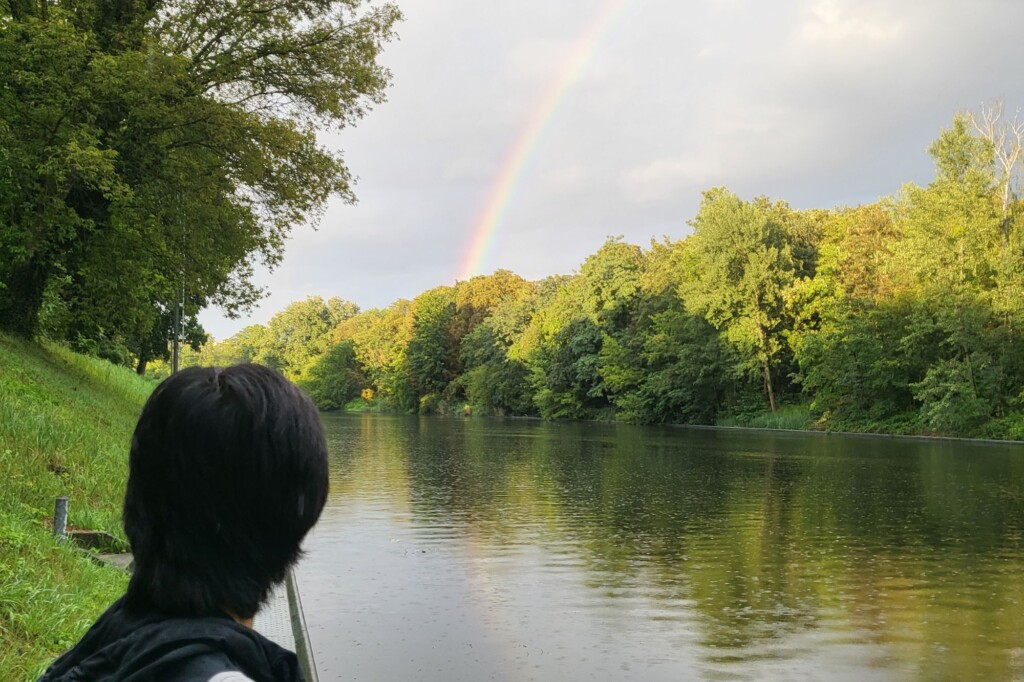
[717,404,814,430]
[0,333,153,680]
[343,397,376,412]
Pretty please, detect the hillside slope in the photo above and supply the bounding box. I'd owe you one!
[0,334,152,680]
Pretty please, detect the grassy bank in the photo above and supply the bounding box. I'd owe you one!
[716,404,815,431]
[0,333,152,680]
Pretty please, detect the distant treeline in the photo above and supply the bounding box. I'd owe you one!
[163,111,1024,439]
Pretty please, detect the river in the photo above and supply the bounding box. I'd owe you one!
[295,413,1024,681]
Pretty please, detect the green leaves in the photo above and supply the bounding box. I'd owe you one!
[298,339,363,410]
[154,106,1024,439]
[679,188,801,411]
[912,355,997,435]
[0,0,400,353]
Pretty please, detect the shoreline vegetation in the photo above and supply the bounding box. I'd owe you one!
[150,112,1024,443]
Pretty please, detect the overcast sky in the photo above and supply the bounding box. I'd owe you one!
[200,0,1024,339]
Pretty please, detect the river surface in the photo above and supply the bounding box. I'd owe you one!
[295,413,1024,681]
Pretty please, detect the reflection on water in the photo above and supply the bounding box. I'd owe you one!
[297,414,1024,681]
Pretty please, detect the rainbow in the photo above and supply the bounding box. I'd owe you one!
[456,0,632,282]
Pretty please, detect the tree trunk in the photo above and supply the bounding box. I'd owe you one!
[763,360,778,413]
[0,257,49,338]
[756,323,779,413]
[136,354,149,375]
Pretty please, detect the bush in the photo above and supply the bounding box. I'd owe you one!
[912,356,995,436]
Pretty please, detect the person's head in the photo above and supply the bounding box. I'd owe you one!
[123,364,329,619]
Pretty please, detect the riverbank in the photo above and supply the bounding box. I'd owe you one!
[717,403,1024,441]
[342,401,1024,442]
[0,333,151,680]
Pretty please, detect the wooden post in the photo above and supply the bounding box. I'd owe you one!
[54,496,68,539]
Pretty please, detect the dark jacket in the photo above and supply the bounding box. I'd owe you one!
[39,597,304,682]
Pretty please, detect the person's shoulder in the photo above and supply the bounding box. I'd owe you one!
[155,615,301,681]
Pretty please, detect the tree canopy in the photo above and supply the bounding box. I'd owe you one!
[125,105,1024,439]
[0,0,401,363]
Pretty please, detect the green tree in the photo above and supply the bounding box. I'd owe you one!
[404,287,458,411]
[795,114,1024,435]
[452,270,532,341]
[349,302,413,408]
[576,237,646,333]
[0,10,121,336]
[599,239,734,425]
[129,300,208,375]
[532,315,607,420]
[460,323,534,416]
[262,296,359,379]
[797,298,939,429]
[459,281,539,416]
[888,116,1002,302]
[0,0,400,348]
[680,189,801,412]
[298,340,364,410]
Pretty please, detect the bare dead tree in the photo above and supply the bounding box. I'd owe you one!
[970,100,1024,215]
[971,101,1024,328]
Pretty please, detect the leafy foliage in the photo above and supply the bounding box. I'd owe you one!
[298,340,363,410]
[0,0,401,367]
[679,189,800,412]
[186,109,1024,439]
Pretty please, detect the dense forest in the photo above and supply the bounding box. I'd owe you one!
[157,109,1024,439]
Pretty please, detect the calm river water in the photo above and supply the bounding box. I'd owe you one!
[295,413,1024,681]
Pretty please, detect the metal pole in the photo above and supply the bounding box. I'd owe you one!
[172,292,180,374]
[172,191,185,374]
[54,496,68,539]
[287,569,319,682]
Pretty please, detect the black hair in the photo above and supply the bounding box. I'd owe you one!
[123,364,329,619]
